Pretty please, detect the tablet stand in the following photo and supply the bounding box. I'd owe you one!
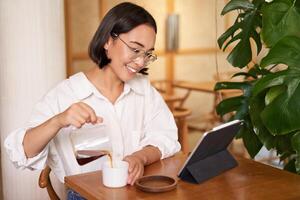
[179,149,237,184]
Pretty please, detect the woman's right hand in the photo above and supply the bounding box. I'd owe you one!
[56,102,103,128]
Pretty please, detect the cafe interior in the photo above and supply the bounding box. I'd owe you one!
[1,0,300,199]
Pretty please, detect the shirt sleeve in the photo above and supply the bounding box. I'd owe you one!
[4,128,49,170]
[4,92,57,170]
[139,83,181,159]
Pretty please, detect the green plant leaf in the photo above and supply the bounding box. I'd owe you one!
[261,0,300,47]
[235,115,251,138]
[279,151,294,161]
[214,81,251,91]
[215,81,252,117]
[227,36,252,68]
[218,21,241,49]
[261,77,300,135]
[251,27,262,54]
[260,36,300,68]
[216,96,245,116]
[248,64,271,76]
[291,131,300,173]
[275,133,294,155]
[252,70,287,97]
[283,158,297,173]
[218,5,263,68]
[241,124,263,158]
[222,32,243,51]
[221,0,254,15]
[249,91,276,149]
[265,85,285,105]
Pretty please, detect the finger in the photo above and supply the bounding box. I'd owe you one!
[130,165,143,185]
[128,161,136,173]
[71,114,86,127]
[124,159,136,184]
[128,162,141,184]
[70,119,84,128]
[123,157,134,173]
[96,116,103,124]
[77,105,92,120]
[79,103,98,123]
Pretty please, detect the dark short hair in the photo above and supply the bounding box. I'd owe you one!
[88,2,157,75]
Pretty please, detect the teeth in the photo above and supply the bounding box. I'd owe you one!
[126,65,138,73]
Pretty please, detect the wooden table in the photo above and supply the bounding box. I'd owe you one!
[65,154,300,200]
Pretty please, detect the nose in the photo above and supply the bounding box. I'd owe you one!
[133,56,146,68]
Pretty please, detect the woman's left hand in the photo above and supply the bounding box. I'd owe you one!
[123,155,145,185]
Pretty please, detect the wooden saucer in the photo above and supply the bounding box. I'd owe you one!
[135,175,177,193]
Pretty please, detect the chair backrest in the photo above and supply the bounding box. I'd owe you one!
[39,166,60,200]
[151,79,191,111]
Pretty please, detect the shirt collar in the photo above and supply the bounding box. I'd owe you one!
[69,72,145,100]
[69,72,93,100]
[125,74,146,96]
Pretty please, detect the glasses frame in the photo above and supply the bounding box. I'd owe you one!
[112,33,157,66]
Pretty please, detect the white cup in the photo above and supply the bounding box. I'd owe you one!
[102,160,129,188]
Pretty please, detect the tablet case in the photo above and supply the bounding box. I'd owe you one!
[178,120,241,184]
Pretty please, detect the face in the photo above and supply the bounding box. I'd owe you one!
[104,24,156,82]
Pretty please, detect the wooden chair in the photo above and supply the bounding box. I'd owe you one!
[39,165,60,200]
[173,107,192,154]
[151,80,192,154]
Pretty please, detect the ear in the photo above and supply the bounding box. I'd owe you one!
[104,36,113,50]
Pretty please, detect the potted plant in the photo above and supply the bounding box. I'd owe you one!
[215,0,300,173]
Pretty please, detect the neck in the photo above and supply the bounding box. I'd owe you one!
[86,66,123,90]
[85,66,124,103]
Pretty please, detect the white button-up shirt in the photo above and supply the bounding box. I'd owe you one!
[4,72,181,182]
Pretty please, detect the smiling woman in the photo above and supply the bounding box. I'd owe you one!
[4,2,180,200]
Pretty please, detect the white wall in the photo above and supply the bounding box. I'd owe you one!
[0,0,66,199]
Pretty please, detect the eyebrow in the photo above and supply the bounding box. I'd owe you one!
[129,41,155,51]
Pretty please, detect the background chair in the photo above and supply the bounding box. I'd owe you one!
[39,166,60,200]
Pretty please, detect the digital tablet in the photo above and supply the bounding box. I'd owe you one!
[177,120,242,183]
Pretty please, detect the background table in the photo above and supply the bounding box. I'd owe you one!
[65,153,300,200]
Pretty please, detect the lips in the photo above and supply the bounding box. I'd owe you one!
[125,65,139,73]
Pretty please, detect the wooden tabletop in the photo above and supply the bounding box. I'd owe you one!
[65,153,300,200]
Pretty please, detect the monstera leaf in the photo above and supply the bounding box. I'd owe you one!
[214,81,251,115]
[218,0,263,68]
[260,36,300,68]
[261,0,300,47]
[252,36,300,135]
[249,91,276,150]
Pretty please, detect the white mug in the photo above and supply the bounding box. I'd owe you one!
[102,160,129,188]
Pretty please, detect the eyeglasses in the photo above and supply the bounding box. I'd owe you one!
[113,33,157,67]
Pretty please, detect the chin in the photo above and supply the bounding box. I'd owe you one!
[117,72,136,82]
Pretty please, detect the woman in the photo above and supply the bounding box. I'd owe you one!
[5,2,180,199]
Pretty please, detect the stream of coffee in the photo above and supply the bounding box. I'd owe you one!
[76,150,113,167]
